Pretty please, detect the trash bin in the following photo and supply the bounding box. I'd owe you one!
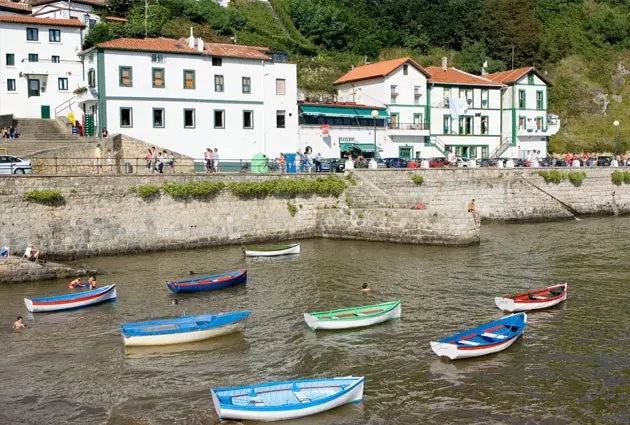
[124,161,132,173]
[251,153,269,174]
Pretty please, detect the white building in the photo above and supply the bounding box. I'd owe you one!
[79,33,298,159]
[31,0,102,31]
[0,15,85,119]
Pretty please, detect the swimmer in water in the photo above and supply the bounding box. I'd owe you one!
[362,283,371,292]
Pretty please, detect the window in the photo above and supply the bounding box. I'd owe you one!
[443,88,450,107]
[212,57,222,66]
[120,107,133,127]
[481,89,489,109]
[214,110,224,129]
[414,86,421,104]
[28,79,39,97]
[469,146,478,159]
[51,55,60,63]
[536,91,544,110]
[518,116,526,130]
[58,77,68,91]
[242,77,251,94]
[390,85,398,104]
[390,113,399,129]
[26,28,38,41]
[481,146,489,158]
[276,79,286,95]
[89,19,97,29]
[459,88,473,105]
[528,73,534,85]
[119,66,132,87]
[518,90,525,108]
[413,113,423,128]
[184,70,195,89]
[87,69,96,87]
[49,29,61,42]
[536,117,543,130]
[184,109,196,128]
[481,116,488,135]
[243,110,253,129]
[443,115,451,134]
[152,68,164,88]
[7,79,16,92]
[153,108,165,128]
[28,54,38,62]
[276,110,285,128]
[403,64,408,75]
[214,75,224,92]
[6,54,14,66]
[151,54,165,63]
[459,116,472,135]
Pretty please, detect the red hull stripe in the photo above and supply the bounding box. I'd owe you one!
[175,271,245,287]
[506,285,566,301]
[32,287,114,306]
[458,334,518,351]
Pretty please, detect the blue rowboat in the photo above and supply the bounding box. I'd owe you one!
[121,311,250,347]
[166,269,247,293]
[24,284,117,313]
[211,376,365,422]
[430,313,527,360]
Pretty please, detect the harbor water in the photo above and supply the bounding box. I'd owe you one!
[1,218,629,425]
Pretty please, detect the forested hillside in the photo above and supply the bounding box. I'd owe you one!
[89,0,630,153]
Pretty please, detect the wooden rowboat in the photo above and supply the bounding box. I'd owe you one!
[211,376,364,422]
[495,283,568,312]
[304,301,401,330]
[430,313,527,360]
[242,243,300,257]
[24,284,117,313]
[166,269,247,293]
[120,311,250,347]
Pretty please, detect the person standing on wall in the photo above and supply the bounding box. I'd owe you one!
[93,144,102,173]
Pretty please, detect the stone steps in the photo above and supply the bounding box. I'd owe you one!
[0,139,99,157]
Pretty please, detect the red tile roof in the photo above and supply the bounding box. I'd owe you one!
[334,57,430,85]
[485,67,533,84]
[32,0,105,6]
[425,66,503,86]
[105,16,128,23]
[92,38,272,60]
[0,1,32,13]
[0,15,85,27]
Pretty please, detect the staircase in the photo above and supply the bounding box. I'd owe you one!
[13,118,76,140]
[426,136,447,156]
[490,137,513,159]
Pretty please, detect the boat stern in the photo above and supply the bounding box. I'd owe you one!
[24,298,34,313]
[166,281,179,293]
[495,297,516,313]
[348,377,365,403]
[303,313,318,330]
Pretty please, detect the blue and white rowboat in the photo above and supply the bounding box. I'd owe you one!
[211,376,365,422]
[430,313,527,360]
[120,311,250,347]
[166,269,247,293]
[24,284,117,313]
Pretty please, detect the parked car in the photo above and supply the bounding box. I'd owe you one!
[0,155,32,174]
[428,157,448,168]
[456,157,478,168]
[329,158,345,172]
[374,158,387,168]
[597,156,613,166]
[479,158,499,167]
[383,158,408,168]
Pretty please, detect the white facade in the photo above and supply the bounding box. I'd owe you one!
[81,37,298,160]
[32,1,101,32]
[0,17,84,119]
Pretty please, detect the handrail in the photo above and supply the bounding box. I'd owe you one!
[54,96,76,117]
[388,122,430,130]
[490,137,512,159]
[428,136,447,155]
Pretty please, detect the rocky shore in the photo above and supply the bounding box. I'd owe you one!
[0,257,96,284]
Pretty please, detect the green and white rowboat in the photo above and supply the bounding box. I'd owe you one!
[304,301,401,330]
[242,243,300,257]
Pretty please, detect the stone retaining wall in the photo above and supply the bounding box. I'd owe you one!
[0,257,95,284]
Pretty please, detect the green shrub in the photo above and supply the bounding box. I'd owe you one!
[538,170,564,183]
[162,181,225,199]
[624,172,630,184]
[567,171,587,185]
[227,176,345,197]
[23,189,63,204]
[136,184,160,199]
[287,201,297,217]
[129,185,137,192]
[411,175,424,185]
[611,170,630,184]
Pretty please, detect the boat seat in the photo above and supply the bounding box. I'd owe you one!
[482,332,507,339]
[294,391,310,403]
[528,294,548,300]
[359,309,383,315]
[248,397,264,406]
[550,289,564,296]
[457,340,480,346]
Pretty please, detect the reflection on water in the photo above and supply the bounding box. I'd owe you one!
[2,217,630,424]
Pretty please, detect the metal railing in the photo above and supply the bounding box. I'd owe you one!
[388,122,430,131]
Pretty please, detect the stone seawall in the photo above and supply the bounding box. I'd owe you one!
[0,174,479,261]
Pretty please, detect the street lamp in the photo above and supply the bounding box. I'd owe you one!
[371,109,379,158]
[614,120,620,154]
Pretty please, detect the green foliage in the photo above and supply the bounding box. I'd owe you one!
[538,170,564,183]
[357,211,364,219]
[136,184,160,199]
[538,170,587,185]
[162,181,225,199]
[227,176,345,197]
[287,201,298,216]
[411,175,424,185]
[345,198,352,207]
[611,170,630,184]
[129,185,137,193]
[23,190,63,204]
[567,171,587,185]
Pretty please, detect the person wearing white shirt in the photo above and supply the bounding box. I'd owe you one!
[611,158,619,167]
[505,159,515,168]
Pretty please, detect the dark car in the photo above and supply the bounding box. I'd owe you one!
[384,158,408,168]
[428,157,448,168]
[329,158,345,172]
[597,156,613,166]
[479,158,499,167]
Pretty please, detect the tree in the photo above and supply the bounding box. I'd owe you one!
[106,0,133,17]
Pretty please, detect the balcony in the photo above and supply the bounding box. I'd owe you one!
[517,126,552,137]
[20,60,53,76]
[387,122,430,137]
[76,86,98,104]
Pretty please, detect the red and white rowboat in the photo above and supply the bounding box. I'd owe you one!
[495,283,567,313]
[24,284,117,313]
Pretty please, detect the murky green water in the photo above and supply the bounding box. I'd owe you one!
[1,218,629,425]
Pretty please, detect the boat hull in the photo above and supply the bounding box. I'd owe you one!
[166,269,247,293]
[495,284,568,312]
[212,377,364,422]
[431,332,523,360]
[244,244,300,257]
[24,285,117,313]
[304,303,401,330]
[122,316,247,347]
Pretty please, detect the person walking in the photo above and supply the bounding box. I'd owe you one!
[294,151,301,173]
[93,144,102,173]
[150,146,158,173]
[278,153,285,173]
[213,148,219,173]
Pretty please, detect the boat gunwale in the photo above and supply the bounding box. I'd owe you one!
[244,243,300,252]
[168,269,247,286]
[504,283,567,302]
[436,312,527,346]
[307,301,400,321]
[121,311,250,337]
[28,285,116,304]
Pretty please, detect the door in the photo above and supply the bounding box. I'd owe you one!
[461,146,469,159]
[28,79,40,98]
[41,105,50,119]
[399,146,412,159]
[390,113,399,129]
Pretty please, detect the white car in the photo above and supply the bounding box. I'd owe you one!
[456,157,477,168]
[0,155,32,174]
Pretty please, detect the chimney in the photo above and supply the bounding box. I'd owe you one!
[481,60,488,76]
[187,27,195,49]
[441,56,448,71]
[197,37,204,52]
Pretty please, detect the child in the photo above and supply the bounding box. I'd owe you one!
[106,149,114,173]
[12,316,24,329]
[68,278,82,288]
[88,275,97,290]
[362,283,371,292]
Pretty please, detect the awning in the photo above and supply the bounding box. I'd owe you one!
[340,143,383,152]
[300,105,388,118]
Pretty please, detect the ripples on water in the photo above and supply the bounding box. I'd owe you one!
[1,218,630,425]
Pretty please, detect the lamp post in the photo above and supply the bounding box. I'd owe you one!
[371,109,379,159]
[613,120,620,154]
